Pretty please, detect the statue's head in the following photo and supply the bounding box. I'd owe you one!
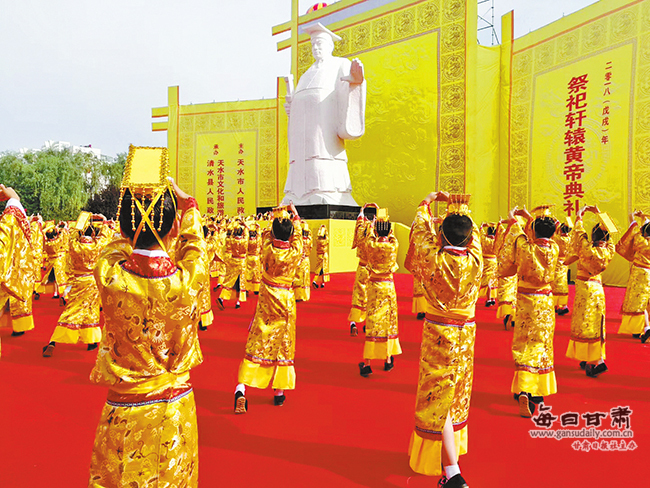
[311,33,334,61]
[305,22,341,62]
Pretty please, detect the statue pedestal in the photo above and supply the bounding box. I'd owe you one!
[256,204,360,221]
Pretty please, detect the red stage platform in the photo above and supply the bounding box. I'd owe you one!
[0,273,647,487]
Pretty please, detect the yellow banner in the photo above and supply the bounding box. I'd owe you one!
[530,43,634,230]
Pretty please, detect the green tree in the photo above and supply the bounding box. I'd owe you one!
[0,148,126,221]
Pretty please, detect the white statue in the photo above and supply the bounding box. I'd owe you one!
[281,22,366,206]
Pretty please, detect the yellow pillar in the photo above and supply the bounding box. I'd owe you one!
[499,11,514,215]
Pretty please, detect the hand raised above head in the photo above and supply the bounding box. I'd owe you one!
[168,177,192,211]
[0,184,19,202]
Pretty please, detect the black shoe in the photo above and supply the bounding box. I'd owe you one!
[212,286,219,292]
[362,325,366,334]
[579,361,587,370]
[518,393,535,418]
[199,322,208,331]
[33,292,40,300]
[557,307,570,316]
[11,331,25,337]
[59,296,66,307]
[359,362,372,378]
[384,356,394,372]
[632,334,641,338]
[217,298,225,310]
[586,362,608,377]
[320,283,325,288]
[513,392,520,401]
[641,329,650,343]
[503,315,510,330]
[312,282,318,289]
[235,301,241,309]
[439,474,469,488]
[87,343,98,351]
[52,294,59,299]
[254,291,259,295]
[234,391,248,414]
[273,394,286,406]
[416,312,425,320]
[350,323,358,337]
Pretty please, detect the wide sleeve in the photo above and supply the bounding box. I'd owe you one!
[405,201,440,284]
[337,58,366,140]
[498,220,525,278]
[0,206,34,302]
[289,218,304,258]
[174,206,208,292]
[616,222,639,262]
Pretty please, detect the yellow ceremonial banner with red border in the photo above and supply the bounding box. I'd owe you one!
[504,0,650,286]
[529,44,633,230]
[195,132,257,217]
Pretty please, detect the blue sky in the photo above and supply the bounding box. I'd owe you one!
[0,0,597,157]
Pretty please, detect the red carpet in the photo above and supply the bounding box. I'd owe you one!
[1,273,648,487]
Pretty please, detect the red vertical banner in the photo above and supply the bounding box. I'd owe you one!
[563,74,589,216]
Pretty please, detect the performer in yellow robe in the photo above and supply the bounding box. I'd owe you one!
[348,206,374,335]
[564,205,614,376]
[499,205,559,418]
[359,215,401,376]
[235,204,303,412]
[218,219,248,309]
[494,220,517,329]
[212,220,227,288]
[198,223,216,331]
[313,224,330,288]
[42,222,69,298]
[89,180,205,488]
[293,220,312,302]
[616,210,650,342]
[552,222,572,315]
[0,185,36,357]
[405,192,482,487]
[479,223,498,307]
[30,215,45,297]
[43,218,112,356]
[245,221,263,295]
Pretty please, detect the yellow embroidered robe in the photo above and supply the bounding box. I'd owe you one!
[220,229,249,302]
[405,200,483,476]
[348,217,370,322]
[9,221,41,331]
[42,229,69,289]
[499,220,559,397]
[363,231,401,360]
[565,220,614,363]
[293,230,312,301]
[50,225,112,344]
[0,204,35,355]
[552,232,571,308]
[479,231,498,301]
[246,232,263,294]
[616,221,650,334]
[238,219,303,390]
[314,232,330,285]
[495,222,517,319]
[88,204,206,488]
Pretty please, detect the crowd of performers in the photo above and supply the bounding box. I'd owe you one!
[1,181,649,488]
